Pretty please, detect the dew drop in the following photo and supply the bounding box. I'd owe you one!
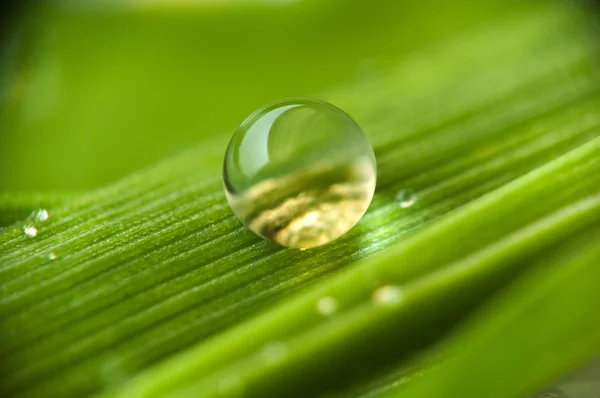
[32,208,49,222]
[223,98,377,249]
[316,296,338,316]
[48,252,57,260]
[372,285,403,306]
[396,190,416,208]
[260,341,288,364]
[23,225,38,237]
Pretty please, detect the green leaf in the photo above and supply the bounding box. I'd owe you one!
[377,219,600,398]
[1,2,600,398]
[111,138,600,398]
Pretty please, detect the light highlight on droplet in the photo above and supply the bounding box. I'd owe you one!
[48,253,57,260]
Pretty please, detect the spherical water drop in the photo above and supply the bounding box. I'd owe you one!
[372,285,403,306]
[223,98,377,249]
[48,252,57,260]
[23,225,38,237]
[316,296,338,316]
[32,208,49,222]
[396,190,416,208]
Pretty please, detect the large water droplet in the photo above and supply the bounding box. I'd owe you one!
[316,296,338,316]
[396,190,416,208]
[223,98,377,249]
[372,285,403,306]
[23,225,38,237]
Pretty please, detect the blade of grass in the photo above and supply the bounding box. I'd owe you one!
[380,223,600,398]
[110,137,600,398]
[0,3,599,397]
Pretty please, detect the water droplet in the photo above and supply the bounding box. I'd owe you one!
[260,341,288,364]
[316,296,338,316]
[223,98,377,249]
[32,208,49,222]
[372,285,403,306]
[48,252,57,260]
[396,190,416,208]
[23,225,38,237]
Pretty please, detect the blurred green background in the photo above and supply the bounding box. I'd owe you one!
[0,0,527,192]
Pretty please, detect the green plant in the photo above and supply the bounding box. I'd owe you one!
[1,1,599,397]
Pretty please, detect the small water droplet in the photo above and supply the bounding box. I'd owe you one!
[316,296,338,316]
[395,190,416,208]
[372,285,403,306]
[23,225,38,237]
[48,253,57,260]
[260,342,288,364]
[32,208,49,222]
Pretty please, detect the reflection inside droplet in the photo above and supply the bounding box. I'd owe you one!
[48,252,57,260]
